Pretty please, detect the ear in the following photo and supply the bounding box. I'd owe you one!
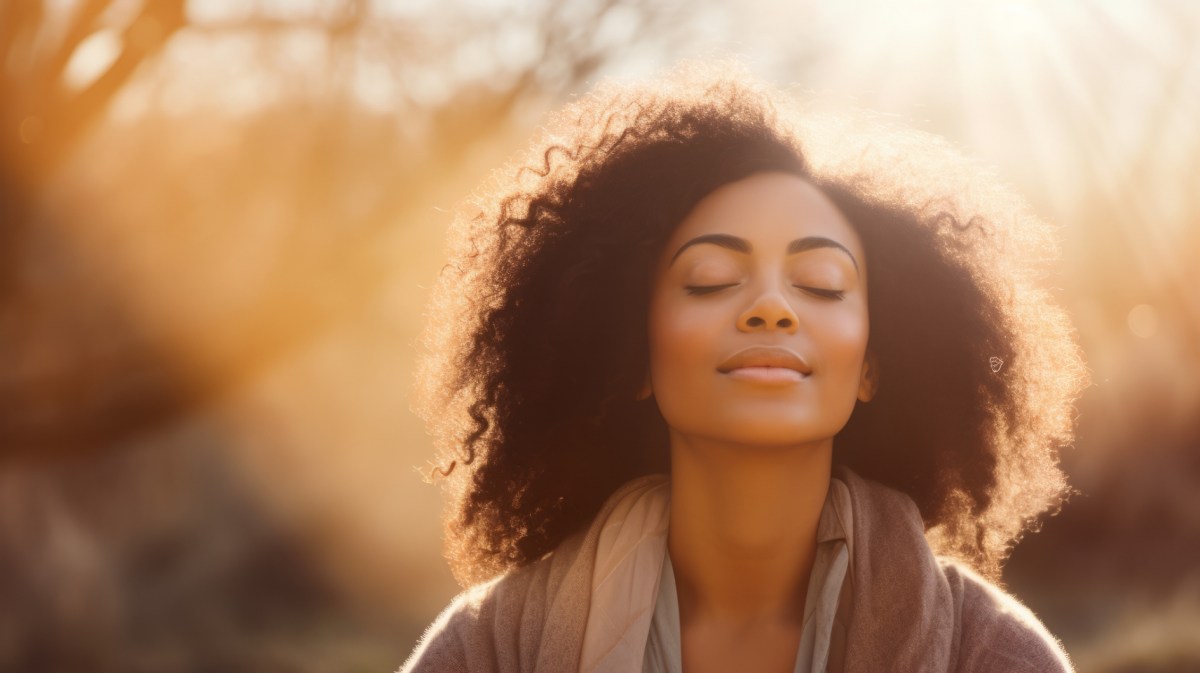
[857,349,879,403]
[636,371,653,401]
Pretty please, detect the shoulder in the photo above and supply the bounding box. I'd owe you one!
[835,466,1073,672]
[399,530,590,673]
[400,474,667,673]
[397,581,485,673]
[940,559,1074,673]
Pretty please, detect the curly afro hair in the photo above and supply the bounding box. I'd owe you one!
[414,62,1087,586]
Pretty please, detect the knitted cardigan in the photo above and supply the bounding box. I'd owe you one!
[401,468,1073,673]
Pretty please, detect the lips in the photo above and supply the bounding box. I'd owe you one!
[717,346,812,377]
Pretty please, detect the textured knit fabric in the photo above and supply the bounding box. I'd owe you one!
[400,467,1073,673]
[642,478,851,673]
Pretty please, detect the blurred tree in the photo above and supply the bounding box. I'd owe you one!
[0,0,693,463]
[0,1,186,184]
[1,0,189,462]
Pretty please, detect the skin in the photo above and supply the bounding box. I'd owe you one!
[644,171,876,673]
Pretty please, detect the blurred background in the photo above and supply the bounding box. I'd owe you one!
[1,0,1197,671]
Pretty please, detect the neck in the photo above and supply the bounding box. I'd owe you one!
[667,433,831,626]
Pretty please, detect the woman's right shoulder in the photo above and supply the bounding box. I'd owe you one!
[398,529,591,673]
[398,575,510,673]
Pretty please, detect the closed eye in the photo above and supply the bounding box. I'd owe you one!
[795,286,845,300]
[684,283,738,296]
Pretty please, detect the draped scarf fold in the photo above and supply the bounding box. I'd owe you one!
[400,466,1072,673]
[574,467,955,672]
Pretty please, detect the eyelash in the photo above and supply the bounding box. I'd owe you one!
[684,283,737,296]
[684,284,845,300]
[800,287,846,301]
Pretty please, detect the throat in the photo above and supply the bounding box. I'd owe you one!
[665,436,831,624]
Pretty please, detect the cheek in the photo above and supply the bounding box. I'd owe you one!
[645,293,730,422]
[814,304,870,374]
[648,300,712,376]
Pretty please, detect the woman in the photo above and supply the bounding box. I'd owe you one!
[403,63,1086,673]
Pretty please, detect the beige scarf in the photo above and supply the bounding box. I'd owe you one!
[401,467,1073,673]
[577,475,670,672]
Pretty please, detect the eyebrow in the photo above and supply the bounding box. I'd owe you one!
[669,233,860,272]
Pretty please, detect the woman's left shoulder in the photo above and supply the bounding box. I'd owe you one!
[938,559,1074,673]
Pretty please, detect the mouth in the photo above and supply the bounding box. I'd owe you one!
[717,346,812,383]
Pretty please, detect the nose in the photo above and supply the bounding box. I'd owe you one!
[737,286,799,333]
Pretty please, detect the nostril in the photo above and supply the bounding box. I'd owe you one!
[745,316,794,329]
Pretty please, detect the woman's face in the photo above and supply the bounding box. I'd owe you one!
[646,171,873,448]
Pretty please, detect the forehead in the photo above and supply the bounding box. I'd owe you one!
[665,171,862,259]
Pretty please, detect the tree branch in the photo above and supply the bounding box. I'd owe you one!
[39,0,109,92]
[38,0,186,174]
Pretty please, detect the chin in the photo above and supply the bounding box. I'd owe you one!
[712,422,836,449]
